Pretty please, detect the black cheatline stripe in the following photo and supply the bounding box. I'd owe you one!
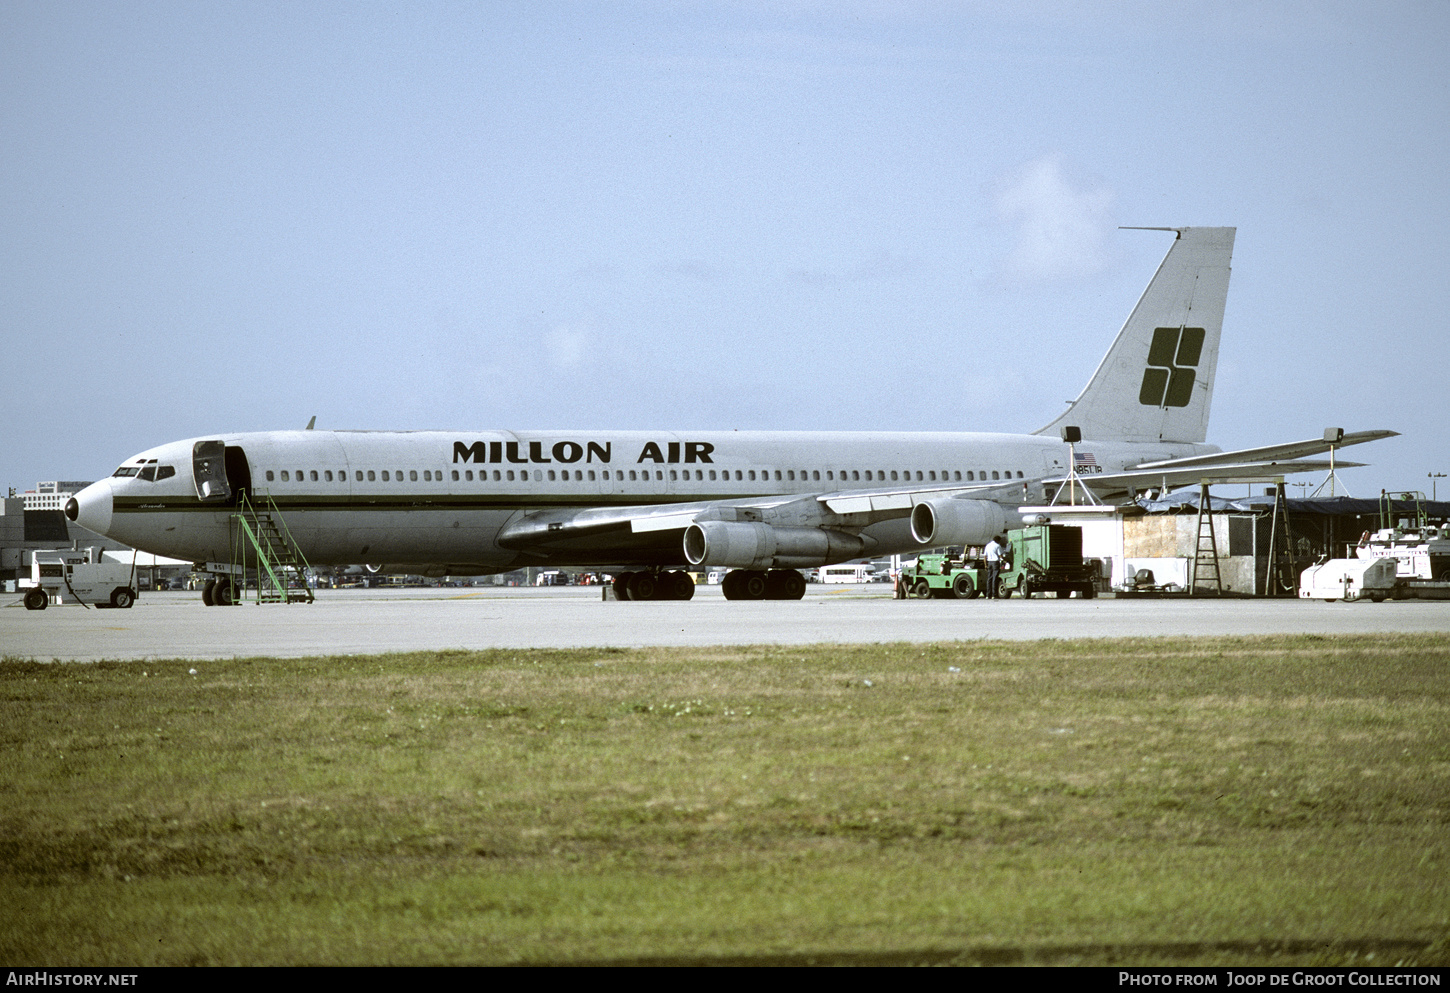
[112,493,746,513]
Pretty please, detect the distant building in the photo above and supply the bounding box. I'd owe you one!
[1,494,130,589]
[21,481,93,511]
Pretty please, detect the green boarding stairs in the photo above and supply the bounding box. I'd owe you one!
[230,492,315,604]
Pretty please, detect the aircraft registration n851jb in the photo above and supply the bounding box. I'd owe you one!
[67,227,1395,601]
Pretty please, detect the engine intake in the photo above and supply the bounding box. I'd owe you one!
[909,498,1010,547]
[684,522,871,569]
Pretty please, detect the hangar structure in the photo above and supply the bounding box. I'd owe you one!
[1067,489,1450,596]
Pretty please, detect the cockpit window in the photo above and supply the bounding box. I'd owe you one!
[125,463,177,482]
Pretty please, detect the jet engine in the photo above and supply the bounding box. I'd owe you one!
[684,522,872,569]
[909,498,1011,547]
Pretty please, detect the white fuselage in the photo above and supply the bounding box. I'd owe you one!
[72,429,1206,575]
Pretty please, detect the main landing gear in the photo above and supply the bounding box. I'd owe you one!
[721,569,806,601]
[610,568,808,601]
[612,570,696,601]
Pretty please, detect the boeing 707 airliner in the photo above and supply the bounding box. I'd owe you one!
[66,227,1395,601]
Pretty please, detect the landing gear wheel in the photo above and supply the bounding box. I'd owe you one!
[951,573,975,599]
[629,572,658,601]
[721,571,743,600]
[213,577,234,606]
[721,570,770,600]
[110,587,136,609]
[613,573,634,601]
[764,569,805,600]
[741,570,769,600]
[665,570,696,601]
[767,569,806,600]
[24,588,47,611]
[787,571,807,600]
[202,578,216,606]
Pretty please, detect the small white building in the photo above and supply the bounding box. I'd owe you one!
[1056,504,1288,595]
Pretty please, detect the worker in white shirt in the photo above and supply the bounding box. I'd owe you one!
[984,534,1007,598]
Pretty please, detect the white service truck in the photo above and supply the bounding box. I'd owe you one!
[21,548,137,610]
[1298,557,1397,603]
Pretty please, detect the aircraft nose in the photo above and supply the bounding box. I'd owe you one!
[69,480,114,536]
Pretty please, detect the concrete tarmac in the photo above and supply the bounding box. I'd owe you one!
[5,585,1450,662]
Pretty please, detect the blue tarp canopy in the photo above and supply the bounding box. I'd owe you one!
[1135,491,1450,518]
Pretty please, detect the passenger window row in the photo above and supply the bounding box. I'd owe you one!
[260,466,1029,485]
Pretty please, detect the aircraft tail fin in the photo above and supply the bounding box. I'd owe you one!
[1036,226,1235,444]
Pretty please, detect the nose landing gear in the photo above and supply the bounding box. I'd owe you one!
[202,577,235,606]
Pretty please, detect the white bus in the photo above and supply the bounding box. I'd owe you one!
[816,563,875,584]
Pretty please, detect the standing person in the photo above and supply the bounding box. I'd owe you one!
[984,534,1005,598]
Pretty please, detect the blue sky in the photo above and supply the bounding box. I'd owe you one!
[4,1,1447,499]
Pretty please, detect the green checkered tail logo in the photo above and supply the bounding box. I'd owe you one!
[1139,326,1206,408]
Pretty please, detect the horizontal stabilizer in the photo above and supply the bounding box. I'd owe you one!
[1130,430,1398,471]
[1046,458,1364,493]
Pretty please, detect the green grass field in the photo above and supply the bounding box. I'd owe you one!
[2,634,1447,966]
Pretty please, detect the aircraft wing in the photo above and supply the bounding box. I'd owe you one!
[814,482,1012,515]
[1128,430,1398,471]
[495,497,782,551]
[495,482,1015,559]
[496,492,852,553]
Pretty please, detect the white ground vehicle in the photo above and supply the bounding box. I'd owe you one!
[1354,524,1450,581]
[1298,557,1397,602]
[22,548,137,610]
[816,563,875,584]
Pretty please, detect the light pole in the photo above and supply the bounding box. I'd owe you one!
[1312,428,1347,498]
[1431,472,1446,502]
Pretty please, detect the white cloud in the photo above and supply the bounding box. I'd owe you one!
[993,154,1114,283]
